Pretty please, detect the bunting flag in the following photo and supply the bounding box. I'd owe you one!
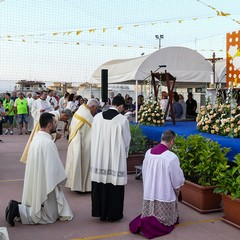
[88,29,96,33]
[0,13,236,40]
[196,0,239,24]
[0,36,225,54]
[76,30,82,35]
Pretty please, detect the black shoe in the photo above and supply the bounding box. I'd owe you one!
[5,200,21,220]
[100,217,107,221]
[6,200,20,226]
[5,200,16,220]
[107,216,123,222]
[74,191,91,194]
[107,218,120,222]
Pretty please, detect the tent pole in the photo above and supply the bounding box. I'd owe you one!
[135,80,138,123]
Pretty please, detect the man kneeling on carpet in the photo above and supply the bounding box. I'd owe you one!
[5,112,73,226]
[129,130,184,239]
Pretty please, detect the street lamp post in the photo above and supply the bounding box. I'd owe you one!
[155,34,164,49]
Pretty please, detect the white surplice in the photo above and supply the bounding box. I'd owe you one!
[27,97,35,132]
[65,104,93,192]
[91,113,131,186]
[141,149,185,226]
[46,96,58,111]
[142,149,184,202]
[19,131,73,224]
[31,98,52,126]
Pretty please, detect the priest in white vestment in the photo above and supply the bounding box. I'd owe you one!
[47,90,59,111]
[91,96,131,222]
[129,130,184,239]
[20,109,72,163]
[31,90,52,127]
[26,92,35,133]
[5,112,73,226]
[65,99,99,192]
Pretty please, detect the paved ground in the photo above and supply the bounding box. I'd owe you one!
[0,129,239,240]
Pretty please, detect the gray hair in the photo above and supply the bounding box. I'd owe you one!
[61,108,73,117]
[87,98,100,107]
[161,130,176,143]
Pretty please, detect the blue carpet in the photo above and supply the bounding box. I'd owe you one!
[139,121,240,162]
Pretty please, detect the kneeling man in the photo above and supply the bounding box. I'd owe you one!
[6,112,73,226]
[129,130,184,239]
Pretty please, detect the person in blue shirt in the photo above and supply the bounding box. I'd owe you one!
[170,93,183,119]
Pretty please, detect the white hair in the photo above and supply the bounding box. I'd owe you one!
[87,98,99,107]
[61,108,73,117]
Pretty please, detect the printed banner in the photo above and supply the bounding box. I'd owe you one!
[226,30,240,87]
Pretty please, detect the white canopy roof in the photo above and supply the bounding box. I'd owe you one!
[90,46,212,84]
[215,59,226,84]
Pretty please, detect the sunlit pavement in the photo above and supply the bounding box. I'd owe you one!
[0,130,239,240]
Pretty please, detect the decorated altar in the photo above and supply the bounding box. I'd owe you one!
[197,82,240,138]
[138,70,176,125]
[139,121,239,162]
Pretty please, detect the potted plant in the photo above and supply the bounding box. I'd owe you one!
[127,124,147,173]
[173,134,230,213]
[214,153,240,228]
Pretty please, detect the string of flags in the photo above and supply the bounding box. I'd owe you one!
[0,0,238,54]
[1,37,226,53]
[0,11,238,40]
[1,37,158,49]
[197,0,240,24]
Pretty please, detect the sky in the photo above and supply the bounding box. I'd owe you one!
[1,0,240,91]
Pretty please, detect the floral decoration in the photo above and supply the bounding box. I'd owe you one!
[138,100,165,126]
[196,103,240,138]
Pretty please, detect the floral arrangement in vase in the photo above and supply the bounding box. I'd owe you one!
[138,100,165,126]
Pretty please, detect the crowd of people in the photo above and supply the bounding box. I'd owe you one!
[0,90,93,140]
[0,89,198,139]
[2,89,199,238]
[160,91,197,120]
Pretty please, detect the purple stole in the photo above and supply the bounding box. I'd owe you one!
[150,143,168,155]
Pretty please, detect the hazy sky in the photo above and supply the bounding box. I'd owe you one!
[0,0,240,88]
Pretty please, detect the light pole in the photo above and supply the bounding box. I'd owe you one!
[155,34,164,49]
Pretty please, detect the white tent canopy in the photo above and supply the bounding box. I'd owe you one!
[89,46,212,84]
[215,59,226,84]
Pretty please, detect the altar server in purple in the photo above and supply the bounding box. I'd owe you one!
[129,130,184,239]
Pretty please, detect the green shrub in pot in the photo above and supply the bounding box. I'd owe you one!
[173,134,230,186]
[129,124,147,155]
[214,153,240,199]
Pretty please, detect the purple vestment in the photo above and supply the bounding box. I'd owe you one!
[129,143,179,239]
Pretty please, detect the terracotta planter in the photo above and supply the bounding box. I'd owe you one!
[127,153,144,174]
[221,194,240,229]
[181,180,222,213]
